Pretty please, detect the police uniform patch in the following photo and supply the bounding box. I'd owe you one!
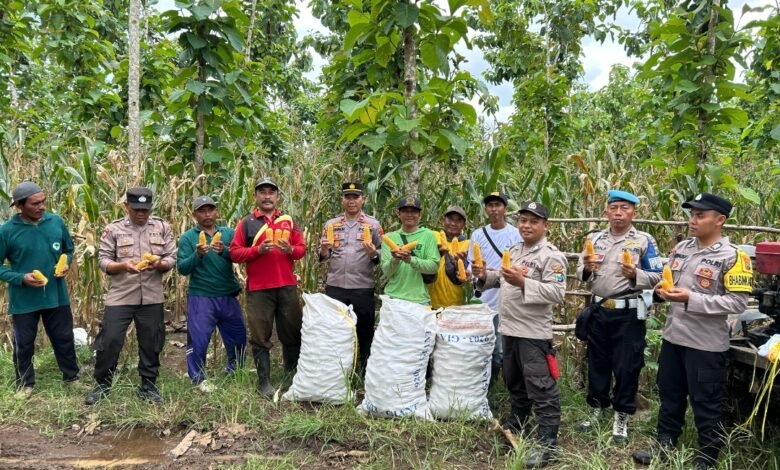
[695,266,716,279]
[724,250,753,293]
[624,241,640,248]
[671,259,682,270]
[551,263,564,273]
[699,278,712,289]
[554,273,565,283]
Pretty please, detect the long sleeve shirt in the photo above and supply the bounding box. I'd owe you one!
[0,212,73,314]
[659,236,751,352]
[177,226,241,297]
[476,238,568,340]
[319,212,382,289]
[229,209,306,291]
[381,227,439,305]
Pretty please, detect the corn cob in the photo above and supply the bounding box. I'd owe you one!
[326,224,334,245]
[450,237,459,254]
[585,239,595,258]
[265,227,274,243]
[211,232,222,245]
[472,243,483,267]
[622,249,633,265]
[400,240,418,251]
[382,235,399,251]
[437,230,446,246]
[198,231,206,245]
[659,265,674,290]
[457,259,467,281]
[502,250,511,269]
[274,228,283,245]
[363,225,371,243]
[55,254,68,276]
[32,270,48,285]
[281,229,290,241]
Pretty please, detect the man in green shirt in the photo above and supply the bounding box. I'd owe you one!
[0,182,80,399]
[381,196,439,305]
[177,196,246,393]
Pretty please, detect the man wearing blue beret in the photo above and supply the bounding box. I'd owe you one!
[576,190,663,443]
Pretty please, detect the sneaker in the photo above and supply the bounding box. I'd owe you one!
[85,385,109,405]
[578,407,604,431]
[612,411,629,443]
[196,380,215,393]
[14,386,34,400]
[137,384,163,404]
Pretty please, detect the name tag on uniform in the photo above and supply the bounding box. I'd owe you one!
[695,265,717,279]
[150,236,164,245]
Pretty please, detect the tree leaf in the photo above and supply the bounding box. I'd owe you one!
[394,3,419,28]
[185,32,207,50]
[770,125,780,141]
[186,80,207,95]
[451,102,476,125]
[203,148,231,164]
[359,133,387,151]
[394,115,420,132]
[439,128,466,155]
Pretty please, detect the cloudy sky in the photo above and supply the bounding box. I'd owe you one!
[155,0,773,123]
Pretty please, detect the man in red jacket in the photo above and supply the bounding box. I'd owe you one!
[229,177,306,398]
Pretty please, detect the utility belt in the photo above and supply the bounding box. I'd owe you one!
[593,295,638,310]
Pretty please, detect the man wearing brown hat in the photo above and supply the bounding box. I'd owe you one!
[319,182,382,371]
[0,182,80,399]
[86,187,176,405]
[429,205,471,309]
[229,177,306,398]
[633,193,751,470]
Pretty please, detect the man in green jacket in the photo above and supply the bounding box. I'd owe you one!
[177,196,246,393]
[0,182,80,399]
[381,196,439,305]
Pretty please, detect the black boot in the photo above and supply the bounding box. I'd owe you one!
[693,445,720,470]
[137,378,163,404]
[501,407,531,436]
[85,383,110,406]
[254,349,274,399]
[524,425,558,468]
[282,345,300,372]
[632,436,675,465]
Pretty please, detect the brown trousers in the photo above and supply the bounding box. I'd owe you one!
[245,286,302,354]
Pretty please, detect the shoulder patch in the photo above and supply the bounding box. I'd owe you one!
[724,249,753,293]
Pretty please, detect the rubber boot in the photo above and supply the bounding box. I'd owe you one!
[632,436,675,465]
[254,349,274,399]
[524,425,558,468]
[693,445,720,470]
[501,407,531,436]
[282,345,300,372]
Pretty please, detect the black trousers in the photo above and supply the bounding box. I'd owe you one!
[586,306,646,413]
[656,340,727,459]
[503,336,561,427]
[93,304,165,387]
[325,285,375,367]
[12,305,80,387]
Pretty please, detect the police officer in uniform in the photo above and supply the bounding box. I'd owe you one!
[473,201,567,468]
[577,190,663,442]
[633,193,751,469]
[86,187,176,405]
[319,182,382,372]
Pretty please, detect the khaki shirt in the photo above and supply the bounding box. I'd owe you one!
[476,238,568,340]
[319,212,382,290]
[99,216,177,306]
[576,227,663,298]
[658,236,751,352]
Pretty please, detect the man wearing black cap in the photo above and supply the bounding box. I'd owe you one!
[319,182,382,372]
[469,192,522,380]
[576,189,663,443]
[381,196,439,305]
[0,182,80,399]
[429,205,470,309]
[177,196,246,393]
[87,187,176,405]
[633,193,751,470]
[473,201,567,467]
[229,177,306,398]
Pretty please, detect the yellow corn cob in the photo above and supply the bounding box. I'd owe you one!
[585,239,595,258]
[274,228,283,244]
[281,229,290,241]
[198,231,206,245]
[622,249,633,265]
[326,224,334,245]
[136,260,150,270]
[55,254,68,276]
[211,232,222,245]
[265,227,274,243]
[382,235,399,251]
[457,259,467,281]
[659,264,674,291]
[472,243,483,267]
[501,250,511,269]
[450,237,458,254]
[400,240,418,251]
[459,240,470,252]
[437,230,446,246]
[363,225,371,243]
[143,253,160,262]
[32,270,48,285]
